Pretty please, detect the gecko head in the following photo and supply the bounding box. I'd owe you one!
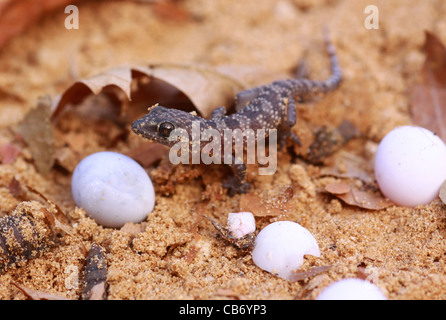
[131,105,200,146]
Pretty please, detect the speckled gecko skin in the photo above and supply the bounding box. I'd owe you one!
[132,32,342,196]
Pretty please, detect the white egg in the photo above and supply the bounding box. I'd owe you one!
[71,151,155,228]
[316,278,387,300]
[374,125,446,207]
[227,212,256,238]
[251,221,320,281]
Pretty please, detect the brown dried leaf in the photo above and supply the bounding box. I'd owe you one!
[148,0,193,22]
[320,150,375,184]
[25,184,71,225]
[51,67,133,120]
[52,64,244,121]
[18,95,55,175]
[13,282,69,300]
[421,31,446,86]
[410,31,446,141]
[132,64,245,117]
[325,182,393,210]
[126,141,168,167]
[8,177,24,198]
[289,265,332,282]
[0,143,20,164]
[240,186,294,217]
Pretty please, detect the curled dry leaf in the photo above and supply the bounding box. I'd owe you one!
[126,141,168,168]
[320,150,375,184]
[289,265,332,282]
[12,282,69,300]
[0,143,21,164]
[410,31,446,142]
[239,186,294,217]
[51,64,245,121]
[325,182,393,210]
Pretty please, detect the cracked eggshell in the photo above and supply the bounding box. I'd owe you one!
[251,221,320,281]
[374,126,446,207]
[316,278,387,300]
[71,151,155,228]
[227,212,256,238]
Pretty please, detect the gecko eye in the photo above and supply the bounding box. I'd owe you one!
[158,122,175,137]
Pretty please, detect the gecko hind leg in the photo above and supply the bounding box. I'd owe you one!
[222,162,251,196]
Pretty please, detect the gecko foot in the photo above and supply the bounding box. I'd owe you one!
[278,132,302,150]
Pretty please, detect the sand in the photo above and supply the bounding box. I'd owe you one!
[0,0,445,300]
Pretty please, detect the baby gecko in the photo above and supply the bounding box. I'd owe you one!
[131,32,342,195]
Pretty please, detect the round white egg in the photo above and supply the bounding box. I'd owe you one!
[251,221,320,281]
[71,151,155,228]
[374,125,446,207]
[316,278,387,300]
[227,212,256,238]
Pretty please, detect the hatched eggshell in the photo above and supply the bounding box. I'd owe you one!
[251,221,320,281]
[316,278,387,300]
[227,212,256,238]
[71,151,155,228]
[374,126,446,207]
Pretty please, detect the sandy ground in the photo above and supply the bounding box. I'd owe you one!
[0,0,446,300]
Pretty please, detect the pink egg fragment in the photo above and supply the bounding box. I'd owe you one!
[227,212,256,238]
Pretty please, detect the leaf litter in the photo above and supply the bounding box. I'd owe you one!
[2,0,446,301]
[51,63,245,121]
[410,31,446,142]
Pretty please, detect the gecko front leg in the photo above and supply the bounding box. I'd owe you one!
[221,160,251,196]
[277,96,302,149]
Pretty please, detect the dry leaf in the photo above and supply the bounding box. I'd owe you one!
[126,141,168,167]
[25,183,71,225]
[146,0,193,22]
[0,143,20,164]
[13,282,69,300]
[410,31,446,141]
[320,150,375,184]
[240,186,294,217]
[7,177,24,198]
[324,182,351,194]
[325,182,393,210]
[289,265,332,282]
[18,95,55,175]
[51,64,245,121]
